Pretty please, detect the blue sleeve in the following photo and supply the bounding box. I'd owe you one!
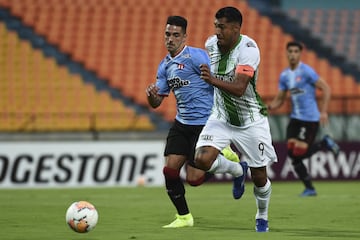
[304,65,319,84]
[156,60,170,96]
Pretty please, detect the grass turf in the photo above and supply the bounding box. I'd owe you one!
[1,181,359,240]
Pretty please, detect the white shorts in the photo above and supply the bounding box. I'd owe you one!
[196,117,278,168]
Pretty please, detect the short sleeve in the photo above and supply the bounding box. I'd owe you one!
[304,65,319,84]
[156,61,170,96]
[236,41,260,70]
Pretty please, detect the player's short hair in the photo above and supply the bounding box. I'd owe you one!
[286,41,303,51]
[215,6,243,26]
[166,16,187,33]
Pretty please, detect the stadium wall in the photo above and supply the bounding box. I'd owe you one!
[0,140,359,189]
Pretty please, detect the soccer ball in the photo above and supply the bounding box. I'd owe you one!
[65,201,98,233]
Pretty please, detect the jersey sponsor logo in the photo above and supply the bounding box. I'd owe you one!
[200,135,213,141]
[289,87,305,95]
[168,77,190,89]
[215,74,234,82]
[246,41,256,48]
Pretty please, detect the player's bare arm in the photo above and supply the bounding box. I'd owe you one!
[145,83,163,108]
[199,64,250,97]
[315,77,331,124]
[268,90,287,111]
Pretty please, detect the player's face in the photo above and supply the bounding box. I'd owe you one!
[214,17,240,53]
[164,24,186,57]
[287,46,301,66]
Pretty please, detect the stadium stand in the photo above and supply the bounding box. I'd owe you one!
[0,22,154,131]
[0,0,359,133]
[287,8,360,71]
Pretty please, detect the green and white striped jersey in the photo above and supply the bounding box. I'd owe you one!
[205,34,268,127]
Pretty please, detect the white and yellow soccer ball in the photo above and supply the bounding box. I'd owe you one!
[65,201,98,233]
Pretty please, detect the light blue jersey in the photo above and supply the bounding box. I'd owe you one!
[279,62,320,121]
[156,46,214,125]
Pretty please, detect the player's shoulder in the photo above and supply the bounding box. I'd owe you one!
[205,35,218,48]
[186,46,207,55]
[279,68,288,78]
[239,35,259,49]
[299,62,314,71]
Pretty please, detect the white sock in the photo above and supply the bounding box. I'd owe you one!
[254,179,272,221]
[208,154,243,177]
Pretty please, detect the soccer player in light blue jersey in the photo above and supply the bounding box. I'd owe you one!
[146,16,239,229]
[268,41,340,197]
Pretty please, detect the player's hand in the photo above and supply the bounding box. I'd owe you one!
[200,64,213,84]
[320,112,328,125]
[145,83,159,97]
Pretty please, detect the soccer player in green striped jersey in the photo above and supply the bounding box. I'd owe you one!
[194,6,278,232]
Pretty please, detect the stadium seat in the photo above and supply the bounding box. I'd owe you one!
[0,22,154,131]
[1,0,360,126]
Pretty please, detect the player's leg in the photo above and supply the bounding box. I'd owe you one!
[186,164,212,186]
[186,144,240,186]
[195,119,247,198]
[162,121,194,228]
[287,119,318,196]
[185,123,213,186]
[195,119,245,177]
[321,134,340,156]
[251,167,271,232]
[162,154,194,228]
[232,117,277,232]
[288,139,316,195]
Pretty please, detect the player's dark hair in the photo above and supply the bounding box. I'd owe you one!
[287,41,303,51]
[215,6,243,26]
[166,16,187,33]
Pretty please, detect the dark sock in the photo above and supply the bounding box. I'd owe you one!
[293,161,314,190]
[163,167,189,215]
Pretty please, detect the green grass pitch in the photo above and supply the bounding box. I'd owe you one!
[1,181,359,240]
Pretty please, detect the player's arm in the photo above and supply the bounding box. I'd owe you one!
[267,90,287,111]
[315,77,331,124]
[145,83,164,108]
[199,64,251,97]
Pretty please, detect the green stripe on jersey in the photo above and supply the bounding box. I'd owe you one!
[217,52,242,126]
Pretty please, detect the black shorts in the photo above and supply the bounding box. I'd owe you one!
[164,120,204,166]
[286,118,319,145]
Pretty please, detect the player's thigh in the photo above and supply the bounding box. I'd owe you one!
[232,118,277,167]
[196,119,231,150]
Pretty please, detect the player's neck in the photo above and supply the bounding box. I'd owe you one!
[289,62,300,70]
[170,45,186,58]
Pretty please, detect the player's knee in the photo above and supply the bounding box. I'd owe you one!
[163,166,180,179]
[163,167,184,196]
[293,146,308,157]
[288,146,308,158]
[187,177,205,186]
[287,141,295,151]
[194,147,215,170]
[250,167,267,187]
